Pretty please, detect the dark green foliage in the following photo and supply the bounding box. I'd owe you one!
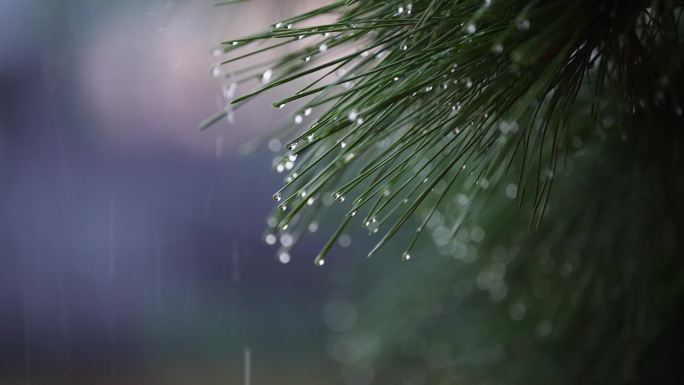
[330,108,683,384]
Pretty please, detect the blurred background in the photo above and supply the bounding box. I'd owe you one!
[0,1,359,384]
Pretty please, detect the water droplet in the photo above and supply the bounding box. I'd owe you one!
[213,48,223,58]
[465,78,473,88]
[470,227,485,242]
[304,56,311,62]
[274,22,283,28]
[308,222,319,232]
[276,164,285,173]
[364,216,378,230]
[273,193,282,202]
[222,82,238,99]
[492,43,503,54]
[465,23,476,34]
[294,114,303,124]
[397,6,404,14]
[333,192,345,202]
[316,259,325,266]
[338,234,352,247]
[299,190,307,198]
[288,154,297,162]
[348,110,358,121]
[349,210,356,217]
[261,69,273,84]
[537,319,553,336]
[306,134,314,142]
[505,183,518,199]
[280,234,294,247]
[286,142,298,150]
[402,252,411,261]
[425,86,433,92]
[265,234,277,245]
[231,41,238,46]
[304,108,312,116]
[211,66,221,78]
[279,204,288,211]
[278,252,291,264]
[226,108,234,124]
[307,197,315,206]
[340,141,347,149]
[510,302,526,321]
[517,19,530,31]
[319,43,328,53]
[277,104,285,109]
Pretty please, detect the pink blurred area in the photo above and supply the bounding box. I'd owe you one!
[0,1,347,384]
[79,0,327,157]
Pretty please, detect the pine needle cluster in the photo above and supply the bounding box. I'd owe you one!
[207,0,683,266]
[207,0,684,383]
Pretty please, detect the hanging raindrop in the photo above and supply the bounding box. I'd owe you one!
[517,19,530,31]
[261,69,273,84]
[211,66,221,78]
[278,252,291,264]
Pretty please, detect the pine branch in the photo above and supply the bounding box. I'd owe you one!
[208,0,684,265]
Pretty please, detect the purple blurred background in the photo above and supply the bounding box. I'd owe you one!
[0,1,358,384]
